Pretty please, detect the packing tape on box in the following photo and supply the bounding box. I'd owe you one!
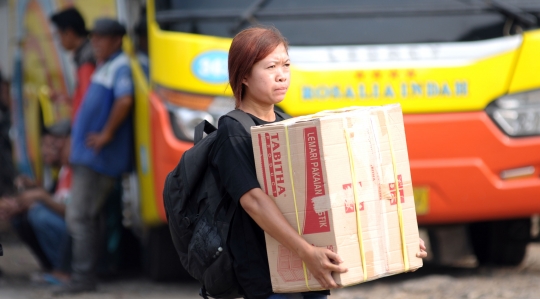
[280,108,409,291]
[382,109,409,272]
[378,183,414,200]
[344,127,368,282]
[283,123,312,291]
[344,109,410,281]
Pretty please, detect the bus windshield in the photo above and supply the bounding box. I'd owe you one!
[154,0,540,45]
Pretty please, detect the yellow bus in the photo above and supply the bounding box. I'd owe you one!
[136,0,540,271]
[12,0,540,278]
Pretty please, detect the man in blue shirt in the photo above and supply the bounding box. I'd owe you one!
[55,18,134,295]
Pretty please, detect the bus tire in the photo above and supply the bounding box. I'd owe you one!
[469,218,530,266]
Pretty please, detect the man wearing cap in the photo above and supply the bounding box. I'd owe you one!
[50,7,95,120]
[57,18,134,295]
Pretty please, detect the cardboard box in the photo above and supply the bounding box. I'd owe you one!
[251,104,422,293]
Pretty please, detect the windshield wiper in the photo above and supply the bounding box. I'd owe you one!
[230,0,272,35]
[155,1,540,30]
[485,0,537,27]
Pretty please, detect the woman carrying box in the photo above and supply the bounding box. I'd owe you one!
[211,26,428,299]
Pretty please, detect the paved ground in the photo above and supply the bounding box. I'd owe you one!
[1,238,540,299]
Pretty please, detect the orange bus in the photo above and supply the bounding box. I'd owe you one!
[11,0,540,278]
[136,0,540,270]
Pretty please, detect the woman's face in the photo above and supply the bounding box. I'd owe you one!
[243,43,290,106]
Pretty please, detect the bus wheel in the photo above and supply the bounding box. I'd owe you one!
[469,218,531,266]
[144,225,191,281]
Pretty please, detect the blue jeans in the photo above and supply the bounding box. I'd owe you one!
[267,293,327,299]
[27,203,69,270]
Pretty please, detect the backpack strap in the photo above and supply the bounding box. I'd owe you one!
[199,286,210,299]
[225,109,256,133]
[195,108,285,145]
[274,109,292,120]
[194,120,217,145]
[214,193,237,224]
[224,108,292,134]
[215,108,287,236]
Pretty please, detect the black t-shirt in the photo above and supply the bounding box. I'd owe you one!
[210,111,329,299]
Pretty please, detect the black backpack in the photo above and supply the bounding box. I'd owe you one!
[163,109,289,299]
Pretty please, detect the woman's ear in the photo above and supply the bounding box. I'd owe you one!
[242,76,249,87]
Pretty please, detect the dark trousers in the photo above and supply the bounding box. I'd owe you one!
[66,165,115,285]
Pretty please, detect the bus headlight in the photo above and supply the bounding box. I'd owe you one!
[155,85,235,142]
[168,104,214,142]
[488,89,540,137]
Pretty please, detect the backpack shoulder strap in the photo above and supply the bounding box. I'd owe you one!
[224,109,256,133]
[275,110,292,120]
[194,120,217,145]
[224,109,292,133]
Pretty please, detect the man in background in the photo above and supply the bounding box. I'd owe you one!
[0,69,14,197]
[0,68,14,278]
[54,18,134,295]
[50,7,95,119]
[134,18,149,79]
[0,120,72,284]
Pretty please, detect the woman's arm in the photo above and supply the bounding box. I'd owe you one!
[240,188,429,286]
[240,188,347,289]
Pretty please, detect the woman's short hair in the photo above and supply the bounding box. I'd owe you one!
[228,26,288,108]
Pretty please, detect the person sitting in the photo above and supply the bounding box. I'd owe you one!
[0,120,72,285]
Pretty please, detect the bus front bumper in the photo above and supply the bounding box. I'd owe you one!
[406,111,540,224]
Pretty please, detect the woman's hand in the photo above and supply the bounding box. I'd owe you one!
[406,238,428,273]
[240,188,348,290]
[416,237,428,259]
[299,246,347,289]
